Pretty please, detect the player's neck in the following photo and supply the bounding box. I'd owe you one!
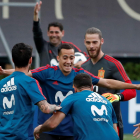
[51,41,61,47]
[77,88,91,92]
[15,66,30,75]
[91,51,104,64]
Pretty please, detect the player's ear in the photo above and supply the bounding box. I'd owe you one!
[91,85,93,91]
[101,38,104,45]
[29,57,32,65]
[62,30,64,37]
[57,56,60,62]
[73,86,77,93]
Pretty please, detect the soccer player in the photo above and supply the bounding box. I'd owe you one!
[0,43,60,140]
[81,27,136,140]
[1,43,140,140]
[33,73,119,140]
[33,1,87,67]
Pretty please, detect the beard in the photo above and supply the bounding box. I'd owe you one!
[87,43,101,59]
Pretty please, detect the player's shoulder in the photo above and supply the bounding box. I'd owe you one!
[104,54,121,63]
[72,67,84,73]
[31,64,58,73]
[104,54,123,67]
[81,58,91,67]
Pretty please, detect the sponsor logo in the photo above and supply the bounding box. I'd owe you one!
[53,81,58,85]
[91,105,108,122]
[86,92,107,104]
[3,94,15,115]
[55,91,73,103]
[98,67,105,78]
[1,77,17,92]
[3,94,15,109]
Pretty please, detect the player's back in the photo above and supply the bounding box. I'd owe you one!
[0,71,36,140]
[67,90,119,140]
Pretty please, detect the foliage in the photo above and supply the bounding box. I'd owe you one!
[123,62,140,81]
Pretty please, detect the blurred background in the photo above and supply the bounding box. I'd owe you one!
[0,0,140,139]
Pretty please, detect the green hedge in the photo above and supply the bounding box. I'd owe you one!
[123,62,140,80]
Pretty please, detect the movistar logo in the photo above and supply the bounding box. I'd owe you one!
[1,77,17,92]
[91,105,108,116]
[3,94,15,109]
[91,105,108,122]
[55,91,73,103]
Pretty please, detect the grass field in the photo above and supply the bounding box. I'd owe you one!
[124,134,137,140]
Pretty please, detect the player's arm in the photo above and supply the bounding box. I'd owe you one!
[34,111,65,139]
[37,100,61,114]
[0,66,14,76]
[33,1,42,21]
[113,123,118,135]
[33,1,45,53]
[111,60,136,101]
[97,78,140,90]
[0,66,33,77]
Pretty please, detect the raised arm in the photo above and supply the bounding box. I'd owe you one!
[33,1,45,53]
[34,1,42,21]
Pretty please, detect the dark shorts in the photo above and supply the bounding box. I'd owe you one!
[117,123,123,140]
[38,133,74,140]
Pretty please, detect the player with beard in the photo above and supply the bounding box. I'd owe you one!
[81,27,136,140]
[33,1,87,67]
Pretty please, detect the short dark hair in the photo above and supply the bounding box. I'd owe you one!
[12,43,33,68]
[58,43,75,56]
[85,27,102,39]
[73,73,92,89]
[48,22,63,31]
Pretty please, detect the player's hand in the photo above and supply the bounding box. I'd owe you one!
[133,123,140,138]
[0,66,4,75]
[102,93,120,103]
[74,61,84,69]
[136,84,140,90]
[34,1,42,15]
[34,125,42,139]
[49,104,62,113]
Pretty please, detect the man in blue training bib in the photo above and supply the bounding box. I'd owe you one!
[0,43,60,140]
[34,73,119,140]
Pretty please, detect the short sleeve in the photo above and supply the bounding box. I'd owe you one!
[27,79,46,105]
[60,95,75,115]
[31,66,49,82]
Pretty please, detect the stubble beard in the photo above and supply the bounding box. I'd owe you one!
[87,44,101,59]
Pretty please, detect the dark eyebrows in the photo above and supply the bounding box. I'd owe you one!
[63,55,75,57]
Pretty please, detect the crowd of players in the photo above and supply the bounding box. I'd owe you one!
[0,1,140,140]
